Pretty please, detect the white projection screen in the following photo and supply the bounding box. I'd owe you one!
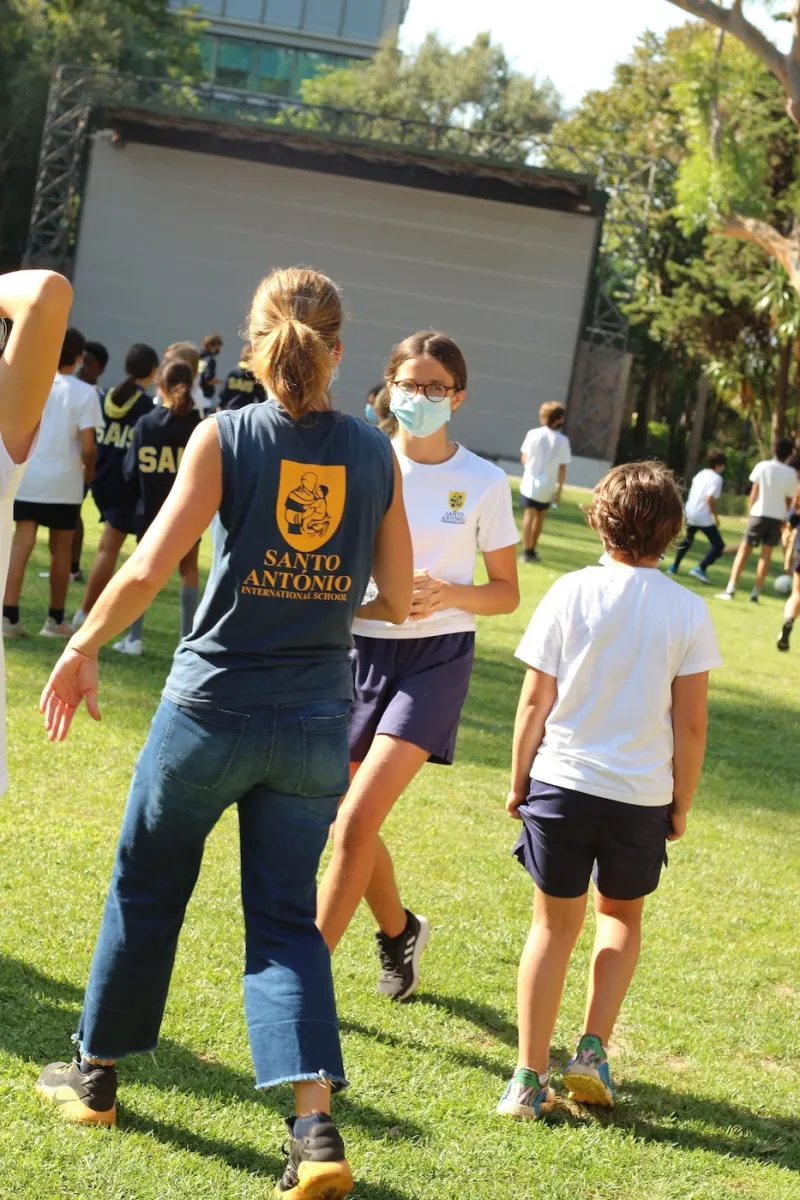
[71,138,599,461]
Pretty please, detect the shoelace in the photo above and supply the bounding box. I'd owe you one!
[376,932,404,975]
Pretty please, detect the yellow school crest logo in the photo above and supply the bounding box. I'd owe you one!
[449,491,466,511]
[277,460,346,552]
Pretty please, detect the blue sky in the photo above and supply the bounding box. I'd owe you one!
[400,1,790,110]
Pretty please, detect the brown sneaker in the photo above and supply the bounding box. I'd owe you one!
[39,617,74,638]
[36,1057,117,1126]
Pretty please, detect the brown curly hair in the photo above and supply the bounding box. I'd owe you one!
[588,461,684,561]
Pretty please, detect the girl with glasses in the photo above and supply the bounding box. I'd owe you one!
[317,330,520,1002]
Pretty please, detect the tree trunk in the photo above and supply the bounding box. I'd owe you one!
[685,376,711,482]
[773,338,792,444]
[634,372,657,454]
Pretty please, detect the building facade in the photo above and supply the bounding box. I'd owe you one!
[180,0,408,96]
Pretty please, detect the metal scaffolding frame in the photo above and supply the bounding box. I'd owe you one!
[24,66,659,457]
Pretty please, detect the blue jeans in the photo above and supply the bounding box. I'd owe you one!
[673,524,725,572]
[75,696,350,1089]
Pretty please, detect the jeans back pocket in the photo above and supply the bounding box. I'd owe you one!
[158,702,249,791]
[298,708,350,798]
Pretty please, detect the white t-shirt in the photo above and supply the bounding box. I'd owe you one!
[516,565,723,806]
[16,373,102,505]
[520,426,572,502]
[685,467,724,527]
[353,443,519,640]
[0,439,30,795]
[749,459,797,520]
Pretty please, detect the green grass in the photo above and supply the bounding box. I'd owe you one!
[1,489,798,1199]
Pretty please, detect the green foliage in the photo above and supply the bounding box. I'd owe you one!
[0,0,205,270]
[299,32,562,152]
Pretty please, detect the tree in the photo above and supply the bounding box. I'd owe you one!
[0,0,204,271]
[665,0,800,295]
[299,32,562,154]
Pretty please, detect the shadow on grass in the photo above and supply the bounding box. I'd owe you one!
[0,956,425,1149]
[340,1017,510,1082]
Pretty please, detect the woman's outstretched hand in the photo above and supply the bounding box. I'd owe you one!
[39,645,101,742]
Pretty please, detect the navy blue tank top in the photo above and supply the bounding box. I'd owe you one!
[165,402,394,706]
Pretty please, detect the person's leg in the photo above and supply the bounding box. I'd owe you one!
[754,545,774,595]
[3,521,37,607]
[79,523,127,615]
[317,735,430,953]
[516,889,587,1075]
[521,506,536,553]
[529,507,547,552]
[720,539,752,594]
[671,526,696,572]
[71,514,84,579]
[47,528,73,618]
[778,571,800,650]
[698,525,725,572]
[364,835,406,937]
[178,542,200,639]
[583,891,645,1046]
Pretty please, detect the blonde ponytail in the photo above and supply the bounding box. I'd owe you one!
[248,267,343,420]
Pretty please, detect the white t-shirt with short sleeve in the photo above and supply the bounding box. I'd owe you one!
[749,459,797,520]
[520,426,572,502]
[16,373,102,505]
[685,467,724,527]
[353,443,519,640]
[0,438,31,795]
[516,565,722,806]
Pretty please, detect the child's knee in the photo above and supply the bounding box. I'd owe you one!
[595,892,644,925]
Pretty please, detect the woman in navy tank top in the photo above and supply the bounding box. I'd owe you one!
[36,268,412,1199]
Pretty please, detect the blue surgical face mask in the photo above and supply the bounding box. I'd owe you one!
[390,387,451,438]
[364,403,380,425]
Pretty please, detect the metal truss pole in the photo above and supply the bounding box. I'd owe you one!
[23,66,94,273]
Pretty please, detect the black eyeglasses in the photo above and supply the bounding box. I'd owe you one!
[392,380,457,403]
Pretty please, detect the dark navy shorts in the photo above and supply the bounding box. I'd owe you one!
[13,501,80,531]
[521,496,551,512]
[349,631,476,766]
[513,779,671,901]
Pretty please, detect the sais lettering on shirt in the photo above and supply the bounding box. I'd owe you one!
[138,445,186,474]
[96,421,137,450]
[241,549,352,602]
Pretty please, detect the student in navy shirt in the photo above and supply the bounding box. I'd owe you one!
[113,357,202,656]
[73,344,158,628]
[37,267,410,1198]
[198,332,223,411]
[218,345,266,410]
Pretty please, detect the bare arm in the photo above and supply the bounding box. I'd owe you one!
[554,462,567,501]
[670,671,710,840]
[747,482,759,514]
[507,668,558,817]
[0,270,73,463]
[356,451,413,625]
[80,427,97,485]
[411,544,520,621]
[708,496,719,523]
[40,420,222,740]
[520,453,528,467]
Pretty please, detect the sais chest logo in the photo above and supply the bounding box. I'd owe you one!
[277,459,346,551]
[442,490,467,525]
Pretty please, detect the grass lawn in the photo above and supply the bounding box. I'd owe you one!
[0,487,798,1200]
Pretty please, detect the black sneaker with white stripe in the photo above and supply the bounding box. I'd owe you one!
[375,909,430,1002]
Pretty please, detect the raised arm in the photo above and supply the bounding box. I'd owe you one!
[40,420,222,740]
[0,270,73,463]
[357,452,413,625]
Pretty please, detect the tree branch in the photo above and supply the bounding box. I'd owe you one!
[666,1,789,91]
[720,211,800,279]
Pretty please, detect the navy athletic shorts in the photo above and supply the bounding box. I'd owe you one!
[13,501,80,531]
[521,496,551,512]
[513,778,672,900]
[349,631,475,766]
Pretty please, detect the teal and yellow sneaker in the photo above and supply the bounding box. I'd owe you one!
[562,1034,616,1108]
[496,1068,555,1119]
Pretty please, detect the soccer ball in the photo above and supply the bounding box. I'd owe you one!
[774,574,792,596]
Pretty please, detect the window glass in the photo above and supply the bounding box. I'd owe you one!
[200,37,216,76]
[254,44,295,95]
[224,0,264,19]
[264,0,303,28]
[176,0,223,13]
[341,0,382,41]
[303,0,344,35]
[295,50,349,89]
[215,39,255,89]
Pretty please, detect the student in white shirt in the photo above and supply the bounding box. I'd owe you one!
[717,438,799,603]
[317,331,520,1000]
[667,449,729,584]
[0,269,73,791]
[4,327,102,639]
[497,461,721,1122]
[519,402,572,563]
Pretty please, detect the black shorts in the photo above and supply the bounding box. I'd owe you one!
[746,516,784,548]
[513,779,671,901]
[349,632,475,766]
[13,501,80,531]
[521,497,551,512]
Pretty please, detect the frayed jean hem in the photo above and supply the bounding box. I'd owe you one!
[256,1069,349,1093]
[72,1033,159,1062]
